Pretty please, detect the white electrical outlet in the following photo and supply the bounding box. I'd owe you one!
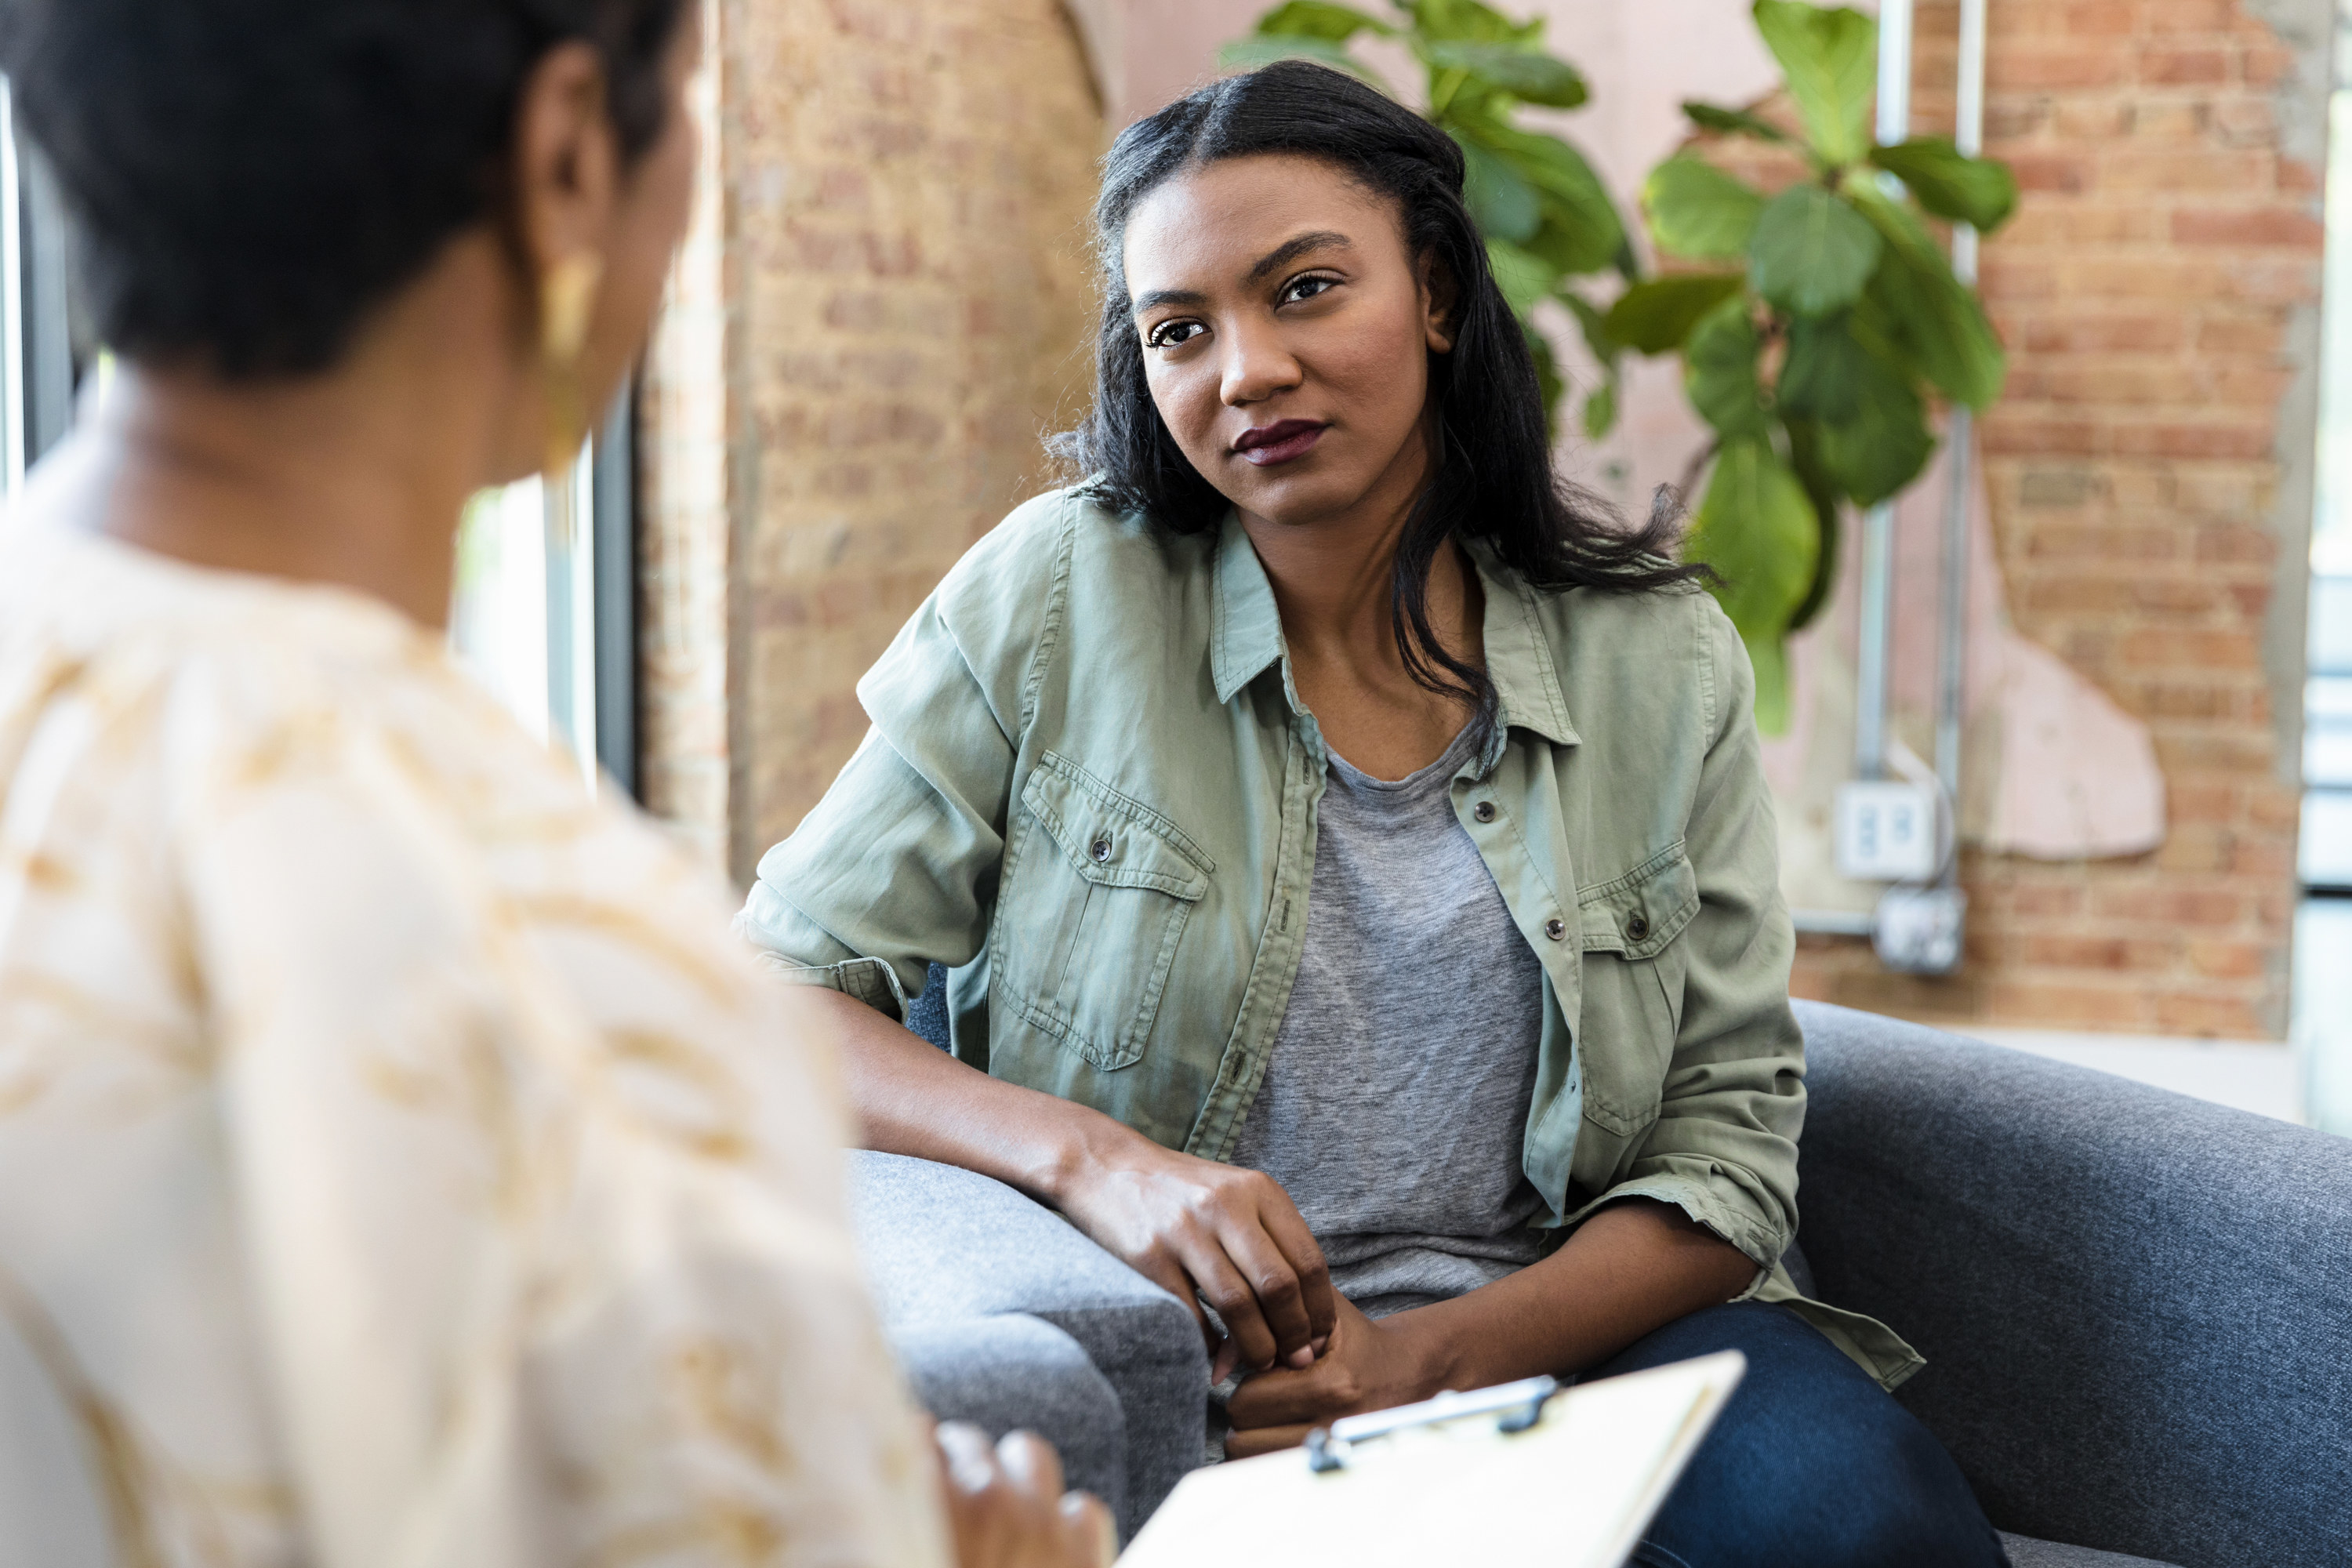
[1835,780,1938,882]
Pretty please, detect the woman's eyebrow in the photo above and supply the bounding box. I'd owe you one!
[1131,286,1207,315]
[1128,230,1356,316]
[1247,230,1353,283]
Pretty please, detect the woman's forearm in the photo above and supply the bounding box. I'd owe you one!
[804,988,1341,1370]
[1406,1200,1758,1391]
[801,988,1141,1206]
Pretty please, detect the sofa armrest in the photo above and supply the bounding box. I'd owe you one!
[847,1150,1207,1534]
[888,1315,1128,1525]
[1792,1001,2352,1568]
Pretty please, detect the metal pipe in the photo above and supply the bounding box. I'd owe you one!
[1936,410,1973,813]
[1792,909,1878,938]
[1934,0,1988,851]
[1853,0,1916,785]
[1854,503,1894,779]
[1876,0,1913,144]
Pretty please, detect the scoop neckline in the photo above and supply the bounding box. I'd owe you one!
[1324,717,1480,794]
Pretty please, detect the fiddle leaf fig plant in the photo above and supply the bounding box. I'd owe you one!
[1610,0,2017,731]
[1225,0,1632,436]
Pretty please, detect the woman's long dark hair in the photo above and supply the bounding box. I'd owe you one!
[1053,60,1701,729]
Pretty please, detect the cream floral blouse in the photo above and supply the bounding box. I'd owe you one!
[0,527,949,1568]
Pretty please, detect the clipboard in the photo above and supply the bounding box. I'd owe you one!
[1118,1351,1746,1568]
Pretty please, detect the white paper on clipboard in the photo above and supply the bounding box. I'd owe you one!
[1118,1351,1746,1568]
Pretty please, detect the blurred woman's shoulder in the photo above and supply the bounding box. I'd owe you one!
[0,523,763,1006]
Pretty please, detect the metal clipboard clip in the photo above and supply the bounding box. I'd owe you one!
[1303,1374,1563,1474]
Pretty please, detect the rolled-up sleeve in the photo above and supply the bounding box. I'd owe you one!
[1570,598,1806,1276]
[734,495,1069,1021]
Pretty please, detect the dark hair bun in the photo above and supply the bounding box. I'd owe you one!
[0,0,686,379]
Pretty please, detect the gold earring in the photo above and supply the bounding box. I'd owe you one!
[540,252,605,479]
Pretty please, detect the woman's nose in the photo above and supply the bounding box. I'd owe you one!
[1218,318,1303,408]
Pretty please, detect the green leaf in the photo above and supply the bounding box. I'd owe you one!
[1688,435,1822,733]
[1643,157,1766,263]
[1781,419,1842,632]
[1486,238,1555,318]
[1682,100,1796,144]
[1256,0,1396,41]
[1684,296,1770,439]
[1777,313,1869,424]
[1465,119,1624,274]
[1522,210,1616,278]
[1867,136,2020,232]
[1423,41,1588,107]
[1603,272,1745,353]
[1813,346,1934,504]
[1523,321,1565,426]
[1410,0,1538,45]
[1846,179,2005,408]
[1583,375,1619,439]
[1562,289,1618,360]
[1748,183,1880,318]
[1747,638,1794,731]
[1455,132,1544,243]
[1751,0,1877,165]
[1217,34,1389,85]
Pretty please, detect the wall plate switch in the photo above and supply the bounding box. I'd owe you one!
[1874,885,1967,975]
[1834,781,1939,883]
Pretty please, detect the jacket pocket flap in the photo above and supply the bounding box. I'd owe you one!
[1022,753,1212,901]
[1578,841,1697,957]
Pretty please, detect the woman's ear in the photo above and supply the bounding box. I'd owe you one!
[1420,250,1460,355]
[508,41,620,299]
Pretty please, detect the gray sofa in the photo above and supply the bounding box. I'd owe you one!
[851,993,2352,1566]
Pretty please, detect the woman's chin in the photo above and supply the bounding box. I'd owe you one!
[1221,466,1374,531]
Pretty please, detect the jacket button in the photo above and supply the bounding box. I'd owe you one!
[1090,836,1112,863]
[1627,912,1651,942]
[1474,801,1497,822]
[1544,916,1566,942]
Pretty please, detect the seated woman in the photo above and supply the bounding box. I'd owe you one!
[742,60,2005,1568]
[0,1,1105,1564]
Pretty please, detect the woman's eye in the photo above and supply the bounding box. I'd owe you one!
[1280,275,1338,305]
[1148,320,1204,349]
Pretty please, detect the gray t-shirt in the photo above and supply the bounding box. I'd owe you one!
[1228,722,1547,1319]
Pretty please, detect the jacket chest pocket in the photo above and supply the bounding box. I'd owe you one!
[1574,843,1699,1138]
[992,753,1213,1071]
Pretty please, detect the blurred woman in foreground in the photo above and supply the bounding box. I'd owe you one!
[0,2,1103,1563]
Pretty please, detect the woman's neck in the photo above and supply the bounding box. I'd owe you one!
[1237,417,1485,779]
[1241,408,1460,672]
[35,240,523,629]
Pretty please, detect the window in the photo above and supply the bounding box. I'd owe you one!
[448,395,638,800]
[1,81,77,491]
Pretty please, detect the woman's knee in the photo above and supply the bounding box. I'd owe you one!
[1613,1304,2006,1568]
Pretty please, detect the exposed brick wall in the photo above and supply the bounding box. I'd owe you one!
[642,0,2321,1036]
[1791,0,2322,1037]
[637,0,1105,881]
[637,0,731,871]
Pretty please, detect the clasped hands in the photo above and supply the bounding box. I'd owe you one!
[1051,1135,1453,1458]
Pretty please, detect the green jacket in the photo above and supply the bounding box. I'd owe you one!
[737,488,1922,1389]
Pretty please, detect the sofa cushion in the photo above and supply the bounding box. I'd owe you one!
[889,1315,1127,1525]
[847,1150,1207,1537]
[1794,1001,2352,1568]
[1999,1534,2179,1568]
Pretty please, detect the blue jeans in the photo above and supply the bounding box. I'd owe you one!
[1595,1302,2009,1568]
